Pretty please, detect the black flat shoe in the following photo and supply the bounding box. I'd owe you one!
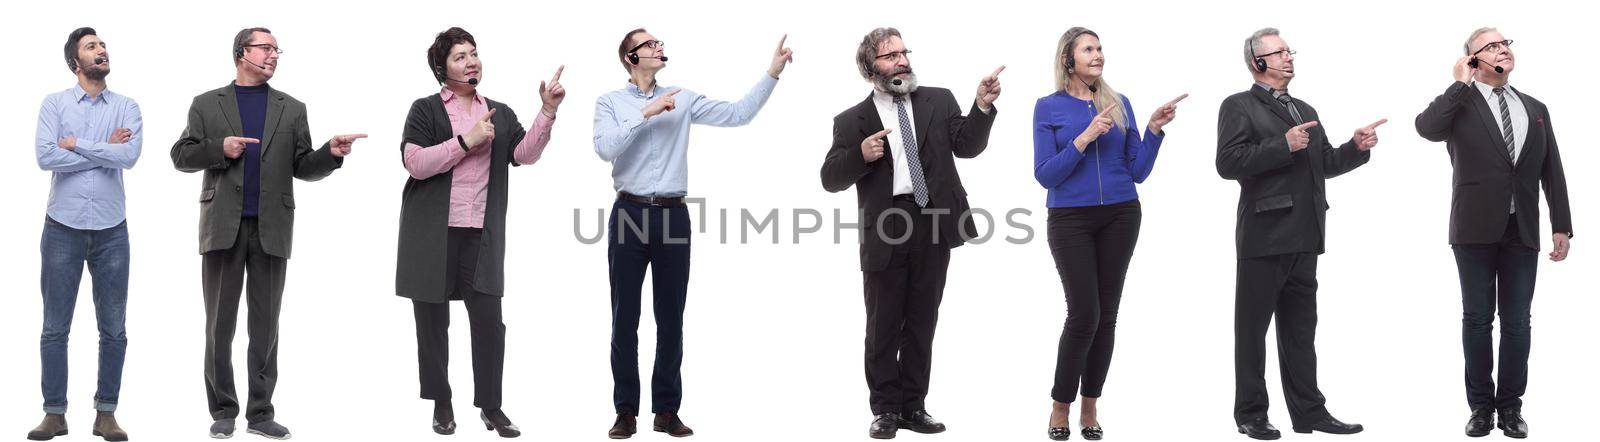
[899,410,946,434]
[1465,408,1493,437]
[1497,409,1528,439]
[1047,426,1070,440]
[870,413,899,439]
[1237,418,1281,440]
[480,410,521,438]
[1081,425,1103,440]
[1292,416,1362,435]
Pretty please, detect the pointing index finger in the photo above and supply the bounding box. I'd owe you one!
[1164,93,1190,108]
[480,108,498,122]
[990,65,1006,79]
[551,65,564,83]
[1293,120,1320,131]
[1364,118,1389,130]
[777,34,788,51]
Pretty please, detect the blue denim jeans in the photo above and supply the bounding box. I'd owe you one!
[40,216,129,413]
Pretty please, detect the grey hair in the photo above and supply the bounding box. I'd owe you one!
[1243,27,1280,72]
[855,27,901,81]
[1464,27,1497,55]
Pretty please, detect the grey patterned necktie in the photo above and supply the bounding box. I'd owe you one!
[1493,87,1515,161]
[893,96,929,207]
[1276,93,1304,125]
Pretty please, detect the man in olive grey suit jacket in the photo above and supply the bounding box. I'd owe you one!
[168,27,364,440]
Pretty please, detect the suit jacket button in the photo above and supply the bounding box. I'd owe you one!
[235,186,242,191]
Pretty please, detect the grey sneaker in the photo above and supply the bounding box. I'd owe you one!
[209,419,235,439]
[246,420,292,440]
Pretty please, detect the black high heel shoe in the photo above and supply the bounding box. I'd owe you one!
[433,401,456,435]
[481,409,522,438]
[1081,425,1103,440]
[1048,426,1071,440]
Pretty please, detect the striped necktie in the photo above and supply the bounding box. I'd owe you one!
[894,96,929,207]
[1493,87,1515,162]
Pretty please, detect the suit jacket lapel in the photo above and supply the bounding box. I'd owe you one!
[1249,87,1296,127]
[259,88,287,156]
[1513,86,1539,169]
[911,90,933,155]
[216,84,243,137]
[1466,85,1514,165]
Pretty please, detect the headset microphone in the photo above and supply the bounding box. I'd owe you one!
[94,56,106,65]
[446,77,480,85]
[243,58,270,71]
[1468,57,1505,74]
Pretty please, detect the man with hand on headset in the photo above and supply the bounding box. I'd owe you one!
[592,28,792,439]
[1216,27,1382,441]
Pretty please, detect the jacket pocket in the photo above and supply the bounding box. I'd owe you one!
[282,193,296,209]
[199,189,216,202]
[1253,194,1294,213]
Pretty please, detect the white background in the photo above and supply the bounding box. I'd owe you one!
[2,0,1594,441]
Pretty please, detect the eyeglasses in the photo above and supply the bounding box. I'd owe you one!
[875,50,912,62]
[628,39,663,53]
[244,44,284,55]
[1473,39,1514,55]
[1254,48,1296,59]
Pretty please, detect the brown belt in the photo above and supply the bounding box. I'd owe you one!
[618,192,686,207]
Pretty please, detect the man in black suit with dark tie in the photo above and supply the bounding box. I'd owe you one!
[821,27,999,440]
[1414,27,1572,439]
[1216,28,1382,440]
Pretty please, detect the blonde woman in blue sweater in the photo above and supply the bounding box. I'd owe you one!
[1033,27,1186,441]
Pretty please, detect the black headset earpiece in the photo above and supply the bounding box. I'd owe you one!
[628,52,640,65]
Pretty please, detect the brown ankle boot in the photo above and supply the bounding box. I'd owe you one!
[26,413,67,441]
[92,412,129,441]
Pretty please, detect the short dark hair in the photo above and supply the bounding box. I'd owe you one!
[64,27,97,74]
[617,28,649,73]
[427,27,477,84]
[232,27,272,63]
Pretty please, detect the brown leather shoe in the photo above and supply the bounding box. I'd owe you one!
[653,412,693,437]
[607,414,637,439]
[27,413,68,441]
[93,412,129,441]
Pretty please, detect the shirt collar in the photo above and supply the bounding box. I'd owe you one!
[1473,81,1517,101]
[626,80,660,99]
[1254,81,1287,98]
[71,83,110,104]
[440,87,485,105]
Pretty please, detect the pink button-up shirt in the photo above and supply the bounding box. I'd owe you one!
[403,89,554,228]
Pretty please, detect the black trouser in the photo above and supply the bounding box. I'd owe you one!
[1234,252,1330,427]
[414,227,506,410]
[201,218,287,423]
[1453,216,1537,412]
[863,197,952,415]
[1046,200,1141,403]
[607,198,691,416]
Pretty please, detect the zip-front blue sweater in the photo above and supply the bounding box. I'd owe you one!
[1032,91,1164,208]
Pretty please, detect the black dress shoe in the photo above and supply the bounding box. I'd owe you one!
[1497,409,1528,439]
[870,413,899,439]
[1048,426,1069,441]
[480,409,520,438]
[1237,418,1281,440]
[1465,408,1494,437]
[607,414,636,439]
[433,401,457,435]
[1081,425,1103,440]
[899,410,946,434]
[1293,416,1363,434]
[652,413,693,437]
